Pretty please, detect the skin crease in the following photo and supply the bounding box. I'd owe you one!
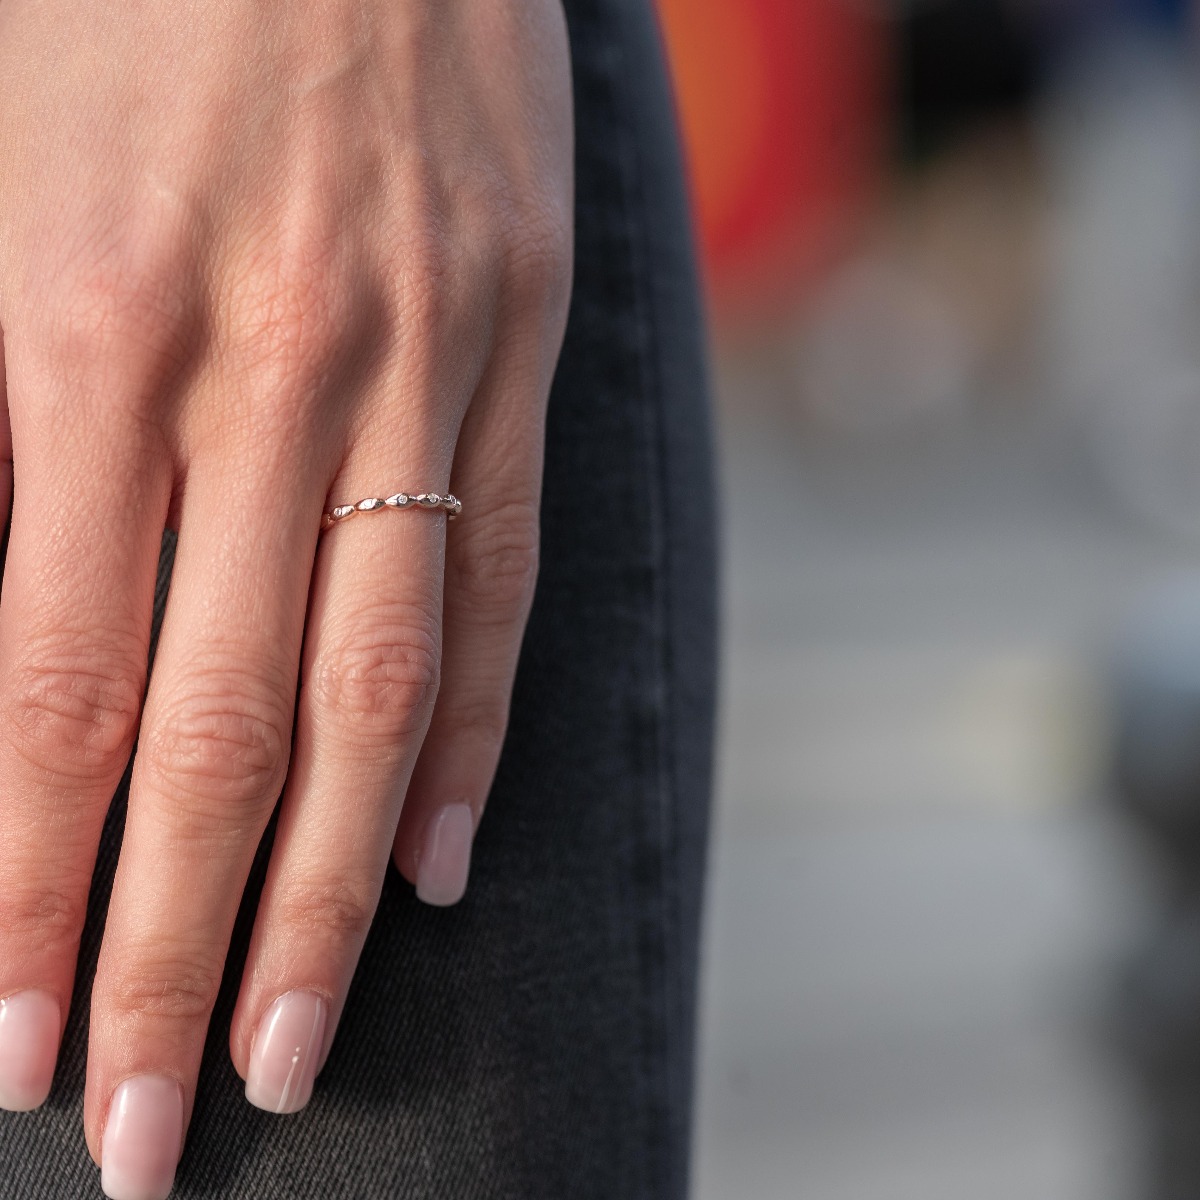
[0,0,572,1170]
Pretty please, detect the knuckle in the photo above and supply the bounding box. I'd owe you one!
[309,607,441,741]
[24,221,197,400]
[140,680,292,814]
[274,879,378,945]
[221,223,360,394]
[105,948,224,1025]
[0,884,87,956]
[392,214,455,340]
[227,273,352,388]
[451,499,541,617]
[501,205,573,313]
[1,649,144,784]
[398,208,454,290]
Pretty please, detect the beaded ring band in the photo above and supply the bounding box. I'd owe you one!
[321,492,462,532]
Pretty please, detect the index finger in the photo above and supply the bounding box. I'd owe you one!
[0,352,170,1112]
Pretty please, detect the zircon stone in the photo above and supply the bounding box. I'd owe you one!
[357,497,385,512]
[385,493,410,508]
[331,505,356,520]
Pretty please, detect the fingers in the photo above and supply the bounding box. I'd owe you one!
[83,450,319,1181]
[389,218,570,904]
[384,176,574,902]
[390,346,547,906]
[228,433,450,1111]
[225,282,559,1105]
[0,376,170,1112]
[221,204,498,1106]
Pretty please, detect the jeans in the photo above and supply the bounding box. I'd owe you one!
[0,0,721,1194]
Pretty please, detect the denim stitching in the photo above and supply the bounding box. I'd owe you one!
[604,5,686,1198]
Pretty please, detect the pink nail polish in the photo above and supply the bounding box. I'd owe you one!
[245,990,327,1114]
[0,989,60,1111]
[100,1075,183,1200]
[415,803,475,907]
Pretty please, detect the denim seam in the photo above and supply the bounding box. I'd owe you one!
[606,16,684,1200]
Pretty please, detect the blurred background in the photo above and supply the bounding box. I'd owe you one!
[651,1,1200,1197]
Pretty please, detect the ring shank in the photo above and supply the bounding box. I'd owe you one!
[320,492,462,531]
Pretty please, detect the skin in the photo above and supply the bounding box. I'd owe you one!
[0,0,572,1168]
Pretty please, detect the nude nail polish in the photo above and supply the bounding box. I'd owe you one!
[100,1075,183,1200]
[0,989,60,1111]
[245,990,327,1114]
[415,803,474,907]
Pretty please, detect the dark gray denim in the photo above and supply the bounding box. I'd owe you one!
[0,0,720,1194]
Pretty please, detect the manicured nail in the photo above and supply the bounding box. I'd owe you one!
[245,990,327,1114]
[100,1075,183,1200]
[415,803,475,906]
[0,989,60,1111]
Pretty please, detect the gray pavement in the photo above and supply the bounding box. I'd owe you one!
[691,410,1198,1199]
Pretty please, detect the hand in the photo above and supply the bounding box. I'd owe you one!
[0,0,572,1196]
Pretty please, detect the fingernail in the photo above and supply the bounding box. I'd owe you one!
[415,803,475,907]
[100,1075,183,1200]
[0,989,60,1111]
[245,990,327,1114]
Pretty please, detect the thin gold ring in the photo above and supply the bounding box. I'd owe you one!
[321,492,462,532]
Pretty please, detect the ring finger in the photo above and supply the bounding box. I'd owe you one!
[229,419,454,1111]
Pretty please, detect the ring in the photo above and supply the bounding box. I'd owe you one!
[321,491,462,531]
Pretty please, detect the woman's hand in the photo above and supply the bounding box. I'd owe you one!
[0,0,572,1194]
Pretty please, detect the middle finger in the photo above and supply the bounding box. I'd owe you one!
[83,445,321,1196]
